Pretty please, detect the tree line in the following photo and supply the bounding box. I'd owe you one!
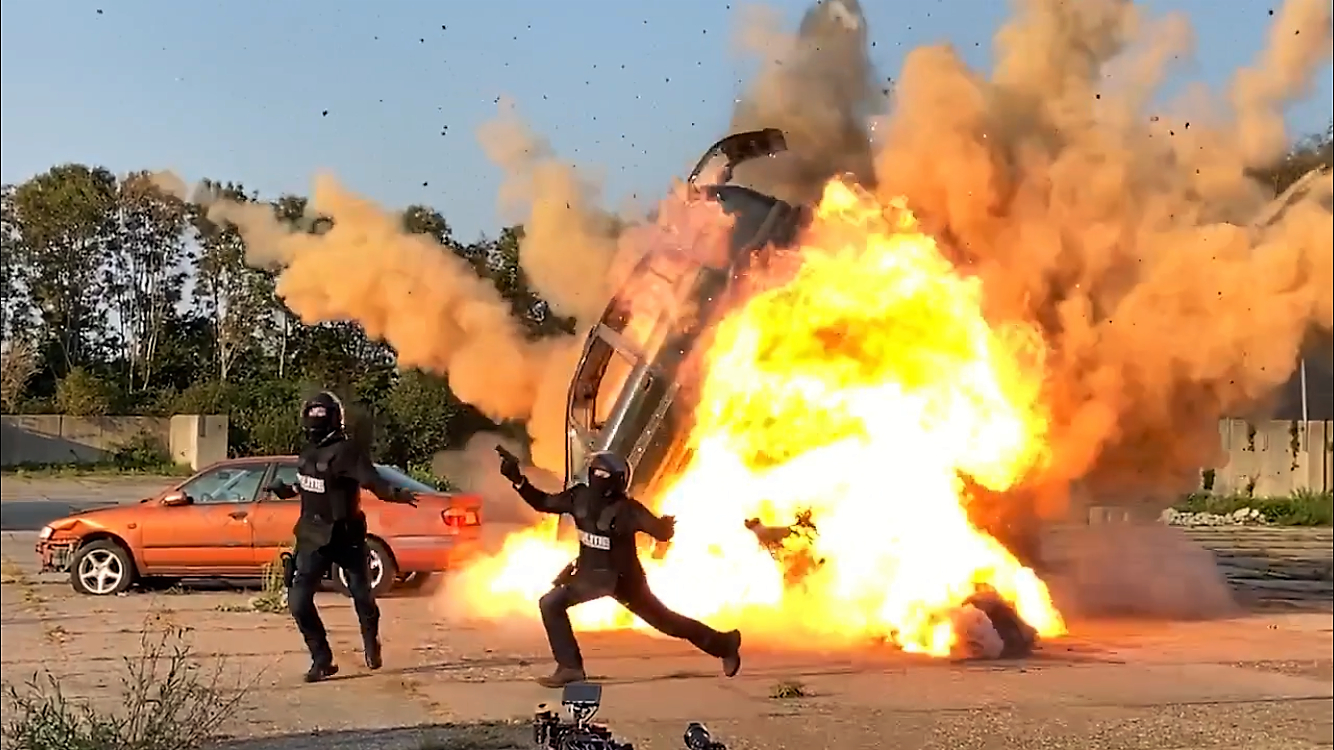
[0,165,563,473]
[1,124,1330,471]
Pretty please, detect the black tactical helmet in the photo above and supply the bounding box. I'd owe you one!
[301,391,346,446]
[586,450,630,496]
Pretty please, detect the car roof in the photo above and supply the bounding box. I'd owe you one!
[209,455,394,466]
[216,455,294,465]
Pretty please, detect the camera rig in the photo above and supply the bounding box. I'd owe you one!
[533,683,632,750]
[532,683,729,750]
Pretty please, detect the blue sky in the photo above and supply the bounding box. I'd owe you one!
[2,0,1330,241]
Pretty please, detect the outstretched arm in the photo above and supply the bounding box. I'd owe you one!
[625,499,675,543]
[497,445,572,514]
[269,481,299,500]
[514,479,575,515]
[342,445,413,504]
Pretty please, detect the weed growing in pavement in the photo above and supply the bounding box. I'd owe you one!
[2,617,252,750]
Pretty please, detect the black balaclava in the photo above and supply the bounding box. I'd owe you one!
[301,391,346,447]
[586,451,630,499]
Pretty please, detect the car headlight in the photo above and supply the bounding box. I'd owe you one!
[38,526,53,540]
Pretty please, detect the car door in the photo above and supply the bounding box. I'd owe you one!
[138,463,266,574]
[248,461,302,567]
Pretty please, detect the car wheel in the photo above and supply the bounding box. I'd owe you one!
[333,539,397,598]
[70,540,136,596]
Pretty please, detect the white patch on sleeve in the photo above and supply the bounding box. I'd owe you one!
[578,530,611,550]
[298,474,326,493]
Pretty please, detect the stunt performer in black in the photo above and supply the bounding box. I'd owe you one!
[497,446,743,687]
[269,391,418,682]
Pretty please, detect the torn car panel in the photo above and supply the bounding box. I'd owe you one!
[564,129,810,499]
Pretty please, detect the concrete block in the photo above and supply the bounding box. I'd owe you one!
[169,414,229,470]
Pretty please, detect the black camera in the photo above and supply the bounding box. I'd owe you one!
[531,683,730,750]
[682,722,727,750]
[532,683,633,750]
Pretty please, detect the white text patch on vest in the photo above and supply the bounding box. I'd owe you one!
[298,474,326,493]
[578,530,611,550]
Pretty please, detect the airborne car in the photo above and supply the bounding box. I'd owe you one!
[560,129,1049,568]
[562,128,809,499]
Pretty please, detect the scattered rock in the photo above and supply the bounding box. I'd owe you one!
[1160,506,1269,527]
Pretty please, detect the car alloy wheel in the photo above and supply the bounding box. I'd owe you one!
[77,549,125,595]
[337,548,384,591]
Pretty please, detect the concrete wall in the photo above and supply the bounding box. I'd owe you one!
[1208,419,1333,496]
[1,413,1329,494]
[0,414,229,471]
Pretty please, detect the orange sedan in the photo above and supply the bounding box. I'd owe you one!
[36,456,483,597]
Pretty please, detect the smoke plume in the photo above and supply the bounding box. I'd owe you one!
[866,0,1332,508]
[726,0,881,204]
[432,431,561,526]
[151,171,581,472]
[477,101,623,324]
[695,0,1329,618]
[164,1,1327,592]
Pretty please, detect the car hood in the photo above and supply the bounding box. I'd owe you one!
[70,502,126,515]
[46,502,142,531]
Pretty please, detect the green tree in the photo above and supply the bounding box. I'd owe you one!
[377,369,490,467]
[265,193,337,379]
[190,182,273,382]
[287,321,394,390]
[10,164,119,375]
[1,184,37,346]
[103,172,192,393]
[146,314,215,398]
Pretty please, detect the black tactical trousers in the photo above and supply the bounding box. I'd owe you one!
[538,567,730,670]
[288,520,380,667]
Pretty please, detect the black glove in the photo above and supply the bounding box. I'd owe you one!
[496,446,524,485]
[660,514,676,542]
[392,487,418,507]
[266,480,295,499]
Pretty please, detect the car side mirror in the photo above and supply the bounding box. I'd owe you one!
[161,492,192,507]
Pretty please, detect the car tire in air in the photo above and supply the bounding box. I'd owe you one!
[332,538,397,598]
[69,539,137,596]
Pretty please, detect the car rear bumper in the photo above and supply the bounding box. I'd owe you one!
[37,540,77,573]
[387,534,482,573]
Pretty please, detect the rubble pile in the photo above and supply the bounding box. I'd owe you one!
[1160,507,1270,527]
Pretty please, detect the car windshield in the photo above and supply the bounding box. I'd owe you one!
[374,464,439,494]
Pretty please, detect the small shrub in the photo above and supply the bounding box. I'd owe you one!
[111,432,174,471]
[768,679,808,700]
[249,547,292,614]
[1259,490,1333,526]
[2,622,248,750]
[0,339,39,413]
[53,368,114,417]
[1173,490,1333,527]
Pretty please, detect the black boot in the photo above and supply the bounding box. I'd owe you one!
[304,661,339,683]
[720,630,742,678]
[536,665,587,688]
[364,637,383,670]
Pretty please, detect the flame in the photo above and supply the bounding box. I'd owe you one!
[456,180,1066,656]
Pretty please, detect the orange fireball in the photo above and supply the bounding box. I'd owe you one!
[454,180,1064,657]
